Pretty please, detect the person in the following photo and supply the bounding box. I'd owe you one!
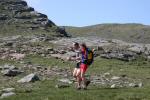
[72,42,81,78]
[67,42,82,89]
[78,43,91,90]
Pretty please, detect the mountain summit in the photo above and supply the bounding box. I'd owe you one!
[0,0,67,37]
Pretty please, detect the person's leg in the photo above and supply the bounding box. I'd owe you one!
[76,68,81,89]
[80,64,88,89]
[73,68,77,78]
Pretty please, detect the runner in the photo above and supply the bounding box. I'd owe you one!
[67,42,82,89]
[79,43,91,90]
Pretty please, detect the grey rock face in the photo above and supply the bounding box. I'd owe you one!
[17,73,40,83]
[0,0,67,37]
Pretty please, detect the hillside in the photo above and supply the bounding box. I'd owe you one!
[0,0,67,37]
[65,23,150,43]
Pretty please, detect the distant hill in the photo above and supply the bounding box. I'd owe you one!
[65,24,150,43]
[0,0,68,37]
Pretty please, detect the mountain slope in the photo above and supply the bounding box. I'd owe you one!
[65,24,150,43]
[0,0,67,37]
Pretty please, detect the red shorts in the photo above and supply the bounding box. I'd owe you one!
[80,63,88,73]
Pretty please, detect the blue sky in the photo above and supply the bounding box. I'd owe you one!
[25,0,150,27]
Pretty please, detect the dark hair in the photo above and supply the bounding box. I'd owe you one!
[81,43,87,49]
[74,42,79,47]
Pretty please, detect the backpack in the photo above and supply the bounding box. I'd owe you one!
[87,48,94,65]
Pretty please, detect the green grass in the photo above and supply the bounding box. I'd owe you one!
[23,54,74,68]
[1,80,150,100]
[1,55,150,100]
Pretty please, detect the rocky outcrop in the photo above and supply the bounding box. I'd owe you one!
[0,0,68,37]
[50,37,150,61]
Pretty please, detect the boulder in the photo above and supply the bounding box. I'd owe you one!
[128,83,143,88]
[100,51,136,61]
[129,83,138,87]
[4,41,14,46]
[111,76,120,80]
[1,64,16,70]
[58,78,73,84]
[9,53,25,60]
[17,73,40,83]
[2,88,15,93]
[128,44,145,54]
[1,69,23,76]
[0,92,15,99]
[110,84,117,88]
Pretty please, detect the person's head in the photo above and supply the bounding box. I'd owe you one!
[80,43,87,51]
[73,42,80,50]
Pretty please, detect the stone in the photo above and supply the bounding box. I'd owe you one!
[17,73,40,83]
[1,69,23,76]
[138,83,143,88]
[147,56,150,60]
[2,64,16,70]
[30,11,47,18]
[4,42,14,46]
[111,76,120,80]
[0,92,15,99]
[129,83,139,87]
[58,78,73,84]
[103,72,111,77]
[2,88,15,93]
[110,84,117,88]
[128,44,145,54]
[0,66,3,70]
[9,53,25,60]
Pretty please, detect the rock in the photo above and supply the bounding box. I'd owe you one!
[1,64,16,70]
[30,11,47,18]
[1,69,23,76]
[4,41,14,46]
[129,83,139,87]
[58,78,73,84]
[17,73,40,83]
[128,44,145,54]
[100,51,136,61]
[120,74,127,78]
[111,76,120,80]
[138,83,143,88]
[2,88,15,93]
[103,72,111,77]
[0,92,15,99]
[9,53,25,60]
[147,56,150,60]
[110,84,117,88]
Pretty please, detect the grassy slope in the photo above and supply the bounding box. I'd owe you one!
[65,24,150,43]
[1,55,150,100]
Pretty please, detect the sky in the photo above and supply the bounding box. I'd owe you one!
[25,0,150,27]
